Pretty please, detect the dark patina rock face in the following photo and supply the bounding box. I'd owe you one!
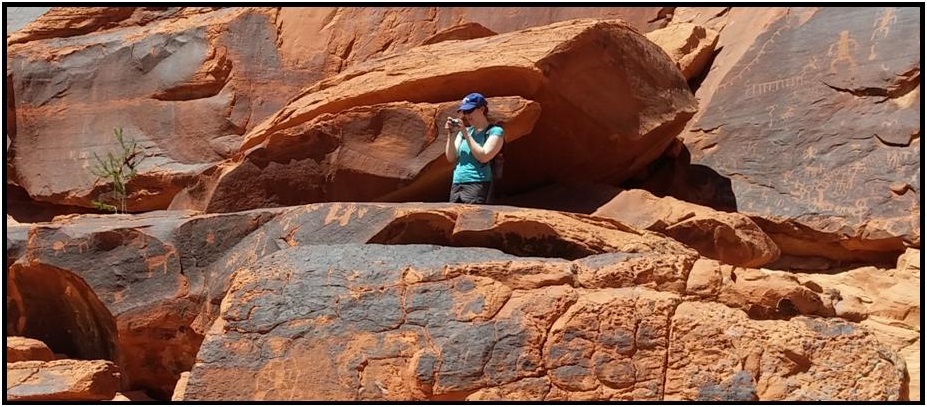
[181,243,906,401]
[678,7,920,263]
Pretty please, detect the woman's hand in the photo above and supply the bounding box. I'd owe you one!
[445,118,461,163]
[444,117,462,132]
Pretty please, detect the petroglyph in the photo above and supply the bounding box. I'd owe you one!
[869,8,897,60]
[828,31,859,74]
[145,244,178,275]
[805,164,824,179]
[745,75,807,97]
[803,146,818,160]
[68,150,92,170]
[886,151,913,169]
[325,204,370,227]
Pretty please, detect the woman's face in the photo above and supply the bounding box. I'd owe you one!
[459,106,484,123]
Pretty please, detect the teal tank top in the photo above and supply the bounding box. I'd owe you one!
[453,126,504,183]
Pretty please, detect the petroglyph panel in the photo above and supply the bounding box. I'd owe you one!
[690,7,920,245]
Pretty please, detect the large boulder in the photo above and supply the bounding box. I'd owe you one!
[169,97,541,212]
[238,18,697,203]
[5,203,694,398]
[190,202,698,330]
[665,7,920,263]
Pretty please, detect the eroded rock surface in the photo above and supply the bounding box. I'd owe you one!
[593,188,780,267]
[239,19,697,201]
[170,97,541,212]
[6,359,122,401]
[670,7,920,262]
[7,336,56,362]
[181,244,906,400]
[666,301,905,401]
[6,209,281,399]
[646,22,719,81]
[7,8,671,215]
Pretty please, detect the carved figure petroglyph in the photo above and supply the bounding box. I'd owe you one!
[887,151,912,169]
[802,56,820,75]
[828,31,859,74]
[803,146,818,160]
[869,8,897,60]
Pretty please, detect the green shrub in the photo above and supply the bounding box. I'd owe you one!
[89,128,145,213]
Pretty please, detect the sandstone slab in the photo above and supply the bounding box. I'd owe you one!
[593,188,780,267]
[6,359,122,401]
[7,336,56,363]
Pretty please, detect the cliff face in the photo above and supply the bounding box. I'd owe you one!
[4,7,921,402]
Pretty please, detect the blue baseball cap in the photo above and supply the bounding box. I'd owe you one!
[458,92,487,111]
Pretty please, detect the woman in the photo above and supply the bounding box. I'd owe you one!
[444,92,504,204]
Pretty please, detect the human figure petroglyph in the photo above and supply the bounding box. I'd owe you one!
[802,56,820,75]
[803,146,818,160]
[868,7,899,60]
[828,31,859,74]
[793,182,813,200]
[887,151,911,169]
[832,175,853,196]
[848,161,867,176]
[741,142,759,157]
[765,105,779,127]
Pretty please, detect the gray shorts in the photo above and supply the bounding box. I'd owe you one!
[449,182,493,204]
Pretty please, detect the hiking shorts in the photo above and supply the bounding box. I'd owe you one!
[449,182,493,204]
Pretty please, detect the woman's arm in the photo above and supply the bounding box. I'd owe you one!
[462,128,504,163]
[445,129,461,163]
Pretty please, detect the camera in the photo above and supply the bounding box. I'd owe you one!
[447,117,462,127]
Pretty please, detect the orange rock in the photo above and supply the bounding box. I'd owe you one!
[240,18,697,196]
[593,189,780,268]
[666,301,906,401]
[7,7,668,216]
[420,22,497,45]
[6,359,122,401]
[7,336,56,362]
[673,7,920,261]
[171,97,541,212]
[646,22,720,80]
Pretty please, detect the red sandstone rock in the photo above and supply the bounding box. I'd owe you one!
[593,189,780,267]
[239,19,697,200]
[646,22,719,80]
[6,336,56,362]
[665,301,906,401]
[6,359,122,401]
[170,97,541,212]
[663,7,920,262]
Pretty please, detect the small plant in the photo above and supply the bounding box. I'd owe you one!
[89,128,145,214]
